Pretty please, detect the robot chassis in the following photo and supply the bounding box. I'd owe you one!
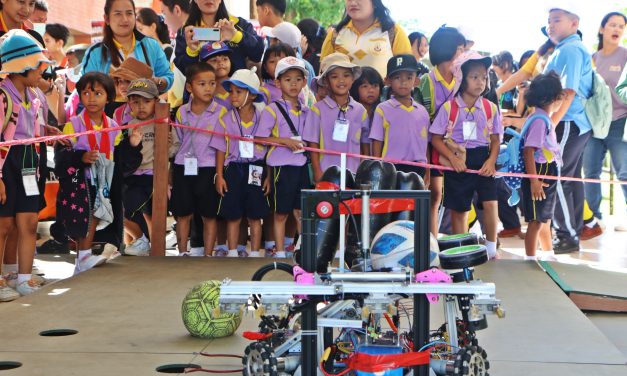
[218,188,505,376]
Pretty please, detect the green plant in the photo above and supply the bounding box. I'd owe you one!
[285,0,345,27]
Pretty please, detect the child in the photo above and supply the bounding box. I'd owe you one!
[212,68,269,257]
[417,26,466,236]
[521,73,564,259]
[260,42,296,105]
[304,53,370,182]
[199,42,233,110]
[370,55,430,177]
[350,66,384,128]
[57,72,127,274]
[110,57,154,125]
[119,79,175,256]
[257,57,312,258]
[430,52,502,259]
[0,31,53,299]
[172,62,227,256]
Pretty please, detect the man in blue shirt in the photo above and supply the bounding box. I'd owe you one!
[543,6,593,254]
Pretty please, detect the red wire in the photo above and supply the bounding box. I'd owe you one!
[384,313,399,333]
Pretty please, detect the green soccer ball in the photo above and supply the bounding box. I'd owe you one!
[181,280,241,339]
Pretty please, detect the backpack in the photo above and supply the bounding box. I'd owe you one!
[584,69,613,139]
[497,113,552,206]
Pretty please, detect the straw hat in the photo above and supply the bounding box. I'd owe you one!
[0,29,54,78]
[318,53,362,87]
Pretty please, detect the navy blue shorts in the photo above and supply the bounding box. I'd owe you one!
[0,145,46,216]
[171,165,218,218]
[443,147,497,212]
[123,175,153,219]
[522,162,558,223]
[272,164,312,214]
[218,162,270,220]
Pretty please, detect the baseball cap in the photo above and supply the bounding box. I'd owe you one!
[386,54,419,78]
[275,56,308,79]
[126,78,160,99]
[266,22,301,49]
[199,41,232,62]
[222,67,264,103]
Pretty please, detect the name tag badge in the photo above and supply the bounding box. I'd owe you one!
[248,164,263,186]
[332,119,349,142]
[291,135,305,154]
[463,121,477,141]
[21,168,39,196]
[239,136,255,159]
[184,157,198,176]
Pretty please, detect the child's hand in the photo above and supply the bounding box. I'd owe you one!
[184,25,201,52]
[215,175,228,196]
[530,179,549,201]
[81,150,100,164]
[478,160,496,177]
[0,179,6,205]
[263,177,271,196]
[283,138,304,152]
[450,156,467,173]
[130,127,143,147]
[313,167,323,183]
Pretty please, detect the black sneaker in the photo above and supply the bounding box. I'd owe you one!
[553,237,580,254]
[37,239,70,254]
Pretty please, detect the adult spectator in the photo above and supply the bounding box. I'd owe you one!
[297,18,326,75]
[543,6,593,254]
[256,0,285,28]
[583,12,627,232]
[320,0,411,78]
[43,23,70,68]
[492,51,518,112]
[160,0,190,34]
[136,7,174,60]
[174,0,265,74]
[0,0,44,45]
[408,31,430,75]
[82,0,173,93]
[30,0,47,23]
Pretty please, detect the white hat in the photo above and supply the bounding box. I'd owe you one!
[275,56,308,79]
[546,1,582,18]
[222,67,264,103]
[267,22,302,49]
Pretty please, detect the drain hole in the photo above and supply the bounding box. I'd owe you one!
[39,329,78,337]
[0,361,22,371]
[156,364,201,373]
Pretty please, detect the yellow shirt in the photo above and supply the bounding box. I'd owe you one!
[113,34,137,60]
[321,20,411,78]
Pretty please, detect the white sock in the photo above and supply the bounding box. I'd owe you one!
[227,249,239,257]
[139,234,148,242]
[264,241,275,249]
[237,244,247,252]
[284,237,294,247]
[17,273,31,284]
[485,241,497,258]
[2,264,18,274]
[78,249,92,260]
[274,251,286,258]
[524,255,537,261]
[585,218,598,228]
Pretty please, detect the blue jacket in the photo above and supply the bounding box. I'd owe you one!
[174,16,265,74]
[81,31,174,91]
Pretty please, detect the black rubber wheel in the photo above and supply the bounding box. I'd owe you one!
[243,342,278,376]
[452,345,490,376]
[439,245,488,270]
[438,233,479,251]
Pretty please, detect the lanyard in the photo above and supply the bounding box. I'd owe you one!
[82,111,111,159]
[234,109,259,137]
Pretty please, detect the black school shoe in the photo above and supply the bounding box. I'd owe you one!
[552,236,580,254]
[37,239,70,254]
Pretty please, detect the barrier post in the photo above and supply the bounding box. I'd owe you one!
[151,103,170,256]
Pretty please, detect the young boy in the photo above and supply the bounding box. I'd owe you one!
[304,53,370,182]
[172,62,227,256]
[257,57,311,258]
[370,55,430,178]
[212,68,270,257]
[119,79,175,256]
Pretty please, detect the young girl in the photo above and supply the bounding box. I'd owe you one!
[212,68,269,257]
[172,62,226,256]
[200,42,233,110]
[257,57,311,258]
[417,26,466,236]
[430,52,502,259]
[521,72,564,259]
[260,42,296,105]
[304,53,370,182]
[370,55,430,177]
[0,30,52,299]
[57,72,128,274]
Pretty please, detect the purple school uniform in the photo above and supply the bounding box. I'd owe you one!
[257,100,309,167]
[63,111,122,159]
[260,81,306,106]
[369,97,430,163]
[174,99,227,168]
[303,96,369,173]
[423,68,456,120]
[524,109,562,166]
[210,107,266,165]
[429,95,502,149]
[213,91,233,111]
